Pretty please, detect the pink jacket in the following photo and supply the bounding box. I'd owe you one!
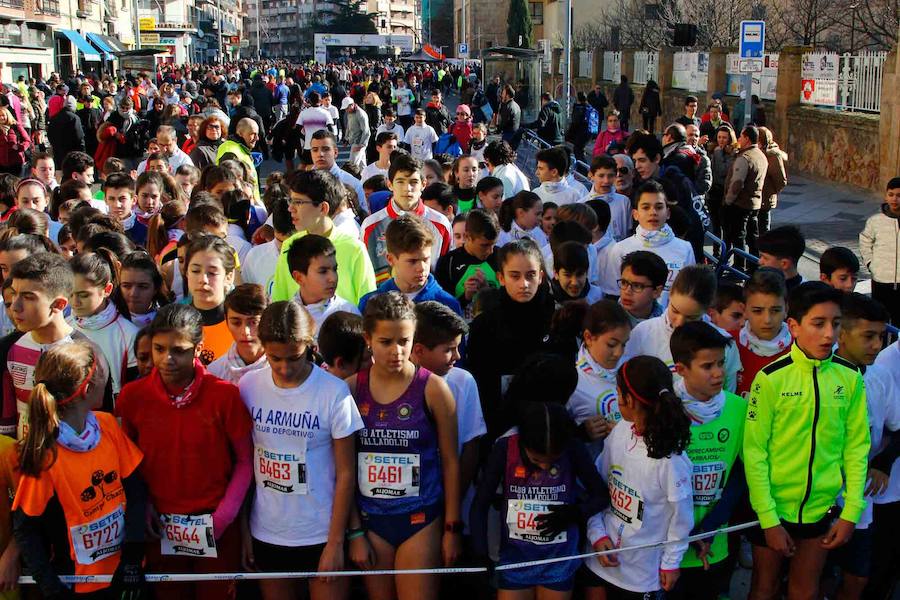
[593,128,628,157]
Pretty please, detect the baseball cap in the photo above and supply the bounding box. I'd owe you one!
[340,97,355,110]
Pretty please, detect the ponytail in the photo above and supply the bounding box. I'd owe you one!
[617,356,691,459]
[147,198,186,260]
[19,342,96,476]
[518,401,572,459]
[499,190,540,232]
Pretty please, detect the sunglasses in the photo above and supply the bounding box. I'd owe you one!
[617,167,630,175]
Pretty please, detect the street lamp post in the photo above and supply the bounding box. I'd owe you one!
[217,0,223,63]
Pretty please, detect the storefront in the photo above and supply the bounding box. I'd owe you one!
[0,21,54,82]
[55,29,102,77]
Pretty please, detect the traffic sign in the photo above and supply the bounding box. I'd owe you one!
[738,58,763,73]
[458,43,469,58]
[739,20,765,58]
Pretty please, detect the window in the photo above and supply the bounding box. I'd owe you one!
[529,1,542,24]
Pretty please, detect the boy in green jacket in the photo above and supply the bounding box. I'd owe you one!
[744,282,870,600]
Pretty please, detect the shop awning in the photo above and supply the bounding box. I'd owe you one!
[96,33,127,53]
[58,29,102,61]
[85,32,114,59]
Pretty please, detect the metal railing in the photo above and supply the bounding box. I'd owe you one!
[703,232,760,281]
[633,51,658,85]
[801,50,887,113]
[602,51,621,81]
[515,129,591,192]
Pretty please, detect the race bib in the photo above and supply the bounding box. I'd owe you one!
[160,513,217,558]
[505,499,566,545]
[70,505,124,565]
[358,452,420,498]
[608,469,644,529]
[255,445,308,495]
[691,461,727,506]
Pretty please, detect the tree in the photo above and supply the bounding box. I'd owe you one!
[507,0,534,48]
[316,0,379,35]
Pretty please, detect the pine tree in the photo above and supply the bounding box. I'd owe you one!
[507,0,533,47]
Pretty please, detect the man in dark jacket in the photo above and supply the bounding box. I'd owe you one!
[226,90,269,159]
[249,76,274,130]
[660,123,700,181]
[612,75,635,131]
[47,96,85,167]
[496,84,521,145]
[724,124,768,269]
[524,93,564,146]
[587,83,609,115]
[424,89,452,136]
[485,75,501,114]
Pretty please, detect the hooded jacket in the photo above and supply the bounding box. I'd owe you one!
[526,100,564,145]
[761,143,788,211]
[358,274,462,316]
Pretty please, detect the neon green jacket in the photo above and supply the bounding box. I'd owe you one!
[216,138,260,204]
[744,344,870,529]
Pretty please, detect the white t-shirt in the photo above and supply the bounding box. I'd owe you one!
[240,365,364,546]
[533,180,584,206]
[443,367,487,455]
[491,164,531,199]
[226,234,253,265]
[297,106,335,149]
[332,209,361,238]
[361,162,389,183]
[241,240,280,297]
[392,87,414,116]
[496,221,548,249]
[404,124,439,161]
[582,190,633,242]
[295,293,360,338]
[376,122,405,141]
[585,421,694,593]
[592,231,619,296]
[623,311,741,394]
[871,343,900,505]
[70,312,138,396]
[567,344,621,458]
[608,229,696,307]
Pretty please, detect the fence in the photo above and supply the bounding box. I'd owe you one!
[672,51,709,92]
[800,50,887,113]
[602,51,621,81]
[633,51,658,85]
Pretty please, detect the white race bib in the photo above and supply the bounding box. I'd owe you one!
[70,505,125,565]
[160,513,217,558]
[505,499,566,545]
[608,470,644,529]
[255,445,308,495]
[691,461,727,506]
[358,452,420,498]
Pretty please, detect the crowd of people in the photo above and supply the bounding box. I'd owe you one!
[0,57,894,600]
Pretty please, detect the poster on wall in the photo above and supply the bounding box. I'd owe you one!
[579,51,592,78]
[726,52,778,100]
[672,52,709,91]
[799,52,838,105]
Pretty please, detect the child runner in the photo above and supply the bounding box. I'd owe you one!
[860,177,900,323]
[533,147,583,207]
[451,213,466,249]
[731,268,791,398]
[831,293,897,600]
[347,291,462,600]
[15,178,62,243]
[13,341,146,598]
[756,225,805,291]
[362,132,399,182]
[103,172,147,247]
[360,154,452,284]
[208,284,269,385]
[317,311,370,380]
[581,155,632,241]
[541,202,558,239]
[707,280,746,332]
[359,215,461,315]
[451,155,480,213]
[549,241,604,306]
[69,251,139,397]
[467,239,555,439]
[496,191,548,248]
[270,169,376,304]
[434,209,500,316]
[404,109,439,161]
[288,235,360,337]
[134,328,153,377]
[566,300,631,457]
[239,301,364,600]
[471,401,607,597]
[184,234,238,365]
[616,251,666,327]
[582,355,693,600]
[668,322,748,600]
[743,282,869,600]
[7,253,113,439]
[134,171,165,223]
[818,245,860,293]
[422,182,457,222]
[623,265,741,393]
[117,304,253,600]
[584,199,619,295]
[411,301,486,530]
[120,250,168,329]
[475,176,503,218]
[609,180,695,307]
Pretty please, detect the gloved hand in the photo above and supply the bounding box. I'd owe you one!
[535,504,581,539]
[111,544,148,600]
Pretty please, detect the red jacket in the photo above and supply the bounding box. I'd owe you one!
[0,124,28,169]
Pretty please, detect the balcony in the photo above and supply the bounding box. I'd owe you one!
[0,0,25,9]
[31,0,60,17]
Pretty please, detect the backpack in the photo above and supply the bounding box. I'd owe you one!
[585,105,600,136]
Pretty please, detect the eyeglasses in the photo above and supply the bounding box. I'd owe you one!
[206,124,221,129]
[289,199,317,208]
[617,167,630,175]
[617,278,655,293]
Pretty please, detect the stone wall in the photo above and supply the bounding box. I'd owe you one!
[786,106,881,190]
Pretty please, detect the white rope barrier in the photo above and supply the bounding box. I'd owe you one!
[17,520,759,584]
